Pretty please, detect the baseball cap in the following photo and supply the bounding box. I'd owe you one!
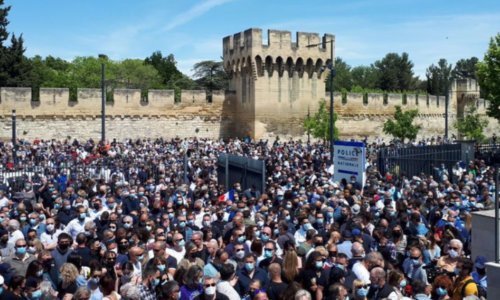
[474,255,488,269]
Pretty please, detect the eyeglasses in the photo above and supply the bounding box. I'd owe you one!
[204,283,216,287]
[254,289,266,294]
[449,247,459,250]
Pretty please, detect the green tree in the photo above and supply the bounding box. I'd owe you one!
[374,53,415,91]
[426,58,453,96]
[383,105,421,142]
[192,60,228,95]
[454,57,479,79]
[351,65,378,89]
[330,57,352,92]
[0,0,31,87]
[477,34,500,122]
[454,104,489,142]
[144,51,182,86]
[303,99,339,143]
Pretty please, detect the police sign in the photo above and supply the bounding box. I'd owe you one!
[333,141,366,187]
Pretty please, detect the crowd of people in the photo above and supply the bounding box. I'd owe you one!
[0,136,493,300]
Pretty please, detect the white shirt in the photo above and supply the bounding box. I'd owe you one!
[0,197,8,208]
[40,229,63,246]
[166,247,185,264]
[64,217,93,240]
[132,261,142,277]
[217,281,241,300]
[352,261,371,284]
[294,228,317,246]
[8,230,24,249]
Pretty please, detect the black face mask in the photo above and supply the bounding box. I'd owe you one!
[59,243,69,251]
[477,267,486,275]
[217,214,223,220]
[93,203,100,210]
[314,242,324,247]
[0,238,7,245]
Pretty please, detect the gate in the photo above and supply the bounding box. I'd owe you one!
[217,154,266,193]
[377,142,474,179]
[475,143,500,165]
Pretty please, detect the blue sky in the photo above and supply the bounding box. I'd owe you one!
[4,0,500,78]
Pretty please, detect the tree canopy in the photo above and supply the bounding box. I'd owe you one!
[477,34,500,122]
[454,104,489,142]
[426,58,453,96]
[383,105,421,143]
[303,99,339,142]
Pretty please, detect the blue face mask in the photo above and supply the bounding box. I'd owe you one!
[273,228,279,235]
[0,287,3,295]
[245,263,254,272]
[238,236,246,244]
[123,223,131,229]
[302,223,311,231]
[357,288,368,297]
[261,234,270,242]
[168,213,174,219]
[315,261,323,269]
[436,287,447,296]
[179,221,186,228]
[16,247,26,255]
[390,211,396,217]
[454,268,460,275]
[285,215,291,221]
[30,219,37,225]
[138,255,144,262]
[79,213,86,220]
[91,278,99,284]
[317,219,324,225]
[138,192,144,197]
[20,217,27,222]
[327,212,333,218]
[54,204,61,209]
[157,265,166,272]
[31,290,42,300]
[152,277,160,287]
[399,279,407,287]
[412,259,420,266]
[187,220,194,226]
[375,212,380,218]
[265,250,273,258]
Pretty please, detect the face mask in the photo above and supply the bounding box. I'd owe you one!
[28,246,37,254]
[54,203,61,209]
[412,259,420,266]
[168,213,175,219]
[79,213,86,220]
[178,240,185,248]
[31,290,42,300]
[146,226,152,231]
[335,264,345,271]
[59,243,69,250]
[123,273,133,279]
[20,217,27,222]
[238,236,246,244]
[265,250,273,258]
[454,267,460,275]
[123,223,131,229]
[138,192,144,197]
[375,212,380,217]
[30,219,37,225]
[117,209,123,214]
[302,223,311,231]
[187,220,194,226]
[273,228,279,235]
[157,265,166,272]
[36,269,44,277]
[91,278,99,284]
[51,195,57,199]
[245,262,254,272]
[436,287,447,296]
[399,279,407,287]
[205,286,216,296]
[315,261,324,269]
[152,277,159,287]
[85,231,91,237]
[16,247,26,255]
[138,255,144,262]
[448,249,459,258]
[179,222,186,228]
[64,205,71,210]
[317,219,324,225]
[357,288,368,297]
[327,212,333,218]
[236,250,245,259]
[257,221,264,228]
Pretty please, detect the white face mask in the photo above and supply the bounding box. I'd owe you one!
[205,286,216,296]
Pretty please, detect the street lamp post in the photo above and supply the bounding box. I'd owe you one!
[99,54,106,143]
[12,109,16,160]
[307,40,335,163]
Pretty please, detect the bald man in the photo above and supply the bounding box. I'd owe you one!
[265,263,287,300]
[147,241,177,276]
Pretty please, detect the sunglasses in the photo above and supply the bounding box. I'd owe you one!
[235,249,244,252]
[264,248,274,252]
[204,283,216,287]
[358,285,369,289]
[175,239,184,242]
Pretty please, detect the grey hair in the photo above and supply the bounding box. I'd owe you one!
[193,231,204,239]
[295,289,312,300]
[203,275,214,283]
[85,221,97,229]
[125,285,141,300]
[195,199,204,206]
[120,282,134,298]
[123,215,133,222]
[450,239,463,249]
[162,281,180,296]
[30,212,39,218]
[8,219,20,230]
[40,280,55,295]
[73,286,91,298]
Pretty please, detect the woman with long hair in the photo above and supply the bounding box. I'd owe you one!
[386,270,406,299]
[282,243,300,284]
[177,241,205,270]
[297,251,325,296]
[250,239,264,263]
[426,232,442,261]
[280,282,301,300]
[119,261,140,288]
[180,265,204,300]
[25,260,44,285]
[57,263,79,299]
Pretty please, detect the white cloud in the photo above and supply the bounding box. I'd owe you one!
[161,0,238,32]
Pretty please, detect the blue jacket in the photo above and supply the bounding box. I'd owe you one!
[23,223,46,239]
[235,266,269,297]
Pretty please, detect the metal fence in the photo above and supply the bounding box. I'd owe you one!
[217,154,266,193]
[475,143,500,165]
[377,143,466,179]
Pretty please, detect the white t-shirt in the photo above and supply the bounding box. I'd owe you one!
[40,229,63,246]
[166,247,186,264]
[352,261,371,284]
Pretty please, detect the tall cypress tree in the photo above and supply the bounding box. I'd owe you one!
[0,0,30,87]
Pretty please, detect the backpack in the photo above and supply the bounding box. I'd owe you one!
[461,279,486,298]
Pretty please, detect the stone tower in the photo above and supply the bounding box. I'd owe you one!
[223,28,334,139]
